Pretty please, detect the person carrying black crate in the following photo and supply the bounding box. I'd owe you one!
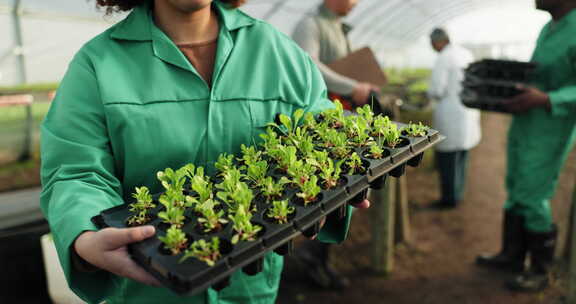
[476,0,576,292]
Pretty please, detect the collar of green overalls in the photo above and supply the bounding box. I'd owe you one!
[110,0,256,42]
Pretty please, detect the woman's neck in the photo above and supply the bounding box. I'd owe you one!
[153,1,219,45]
[549,5,576,21]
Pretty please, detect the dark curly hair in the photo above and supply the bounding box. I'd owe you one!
[95,0,246,14]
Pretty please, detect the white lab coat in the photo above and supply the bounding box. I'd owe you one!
[428,44,481,152]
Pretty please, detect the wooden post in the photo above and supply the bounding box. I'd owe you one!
[18,103,33,162]
[370,178,396,274]
[0,95,33,162]
[568,181,576,303]
[394,175,411,244]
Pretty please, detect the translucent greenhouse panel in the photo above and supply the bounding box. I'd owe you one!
[21,16,110,83]
[19,0,102,18]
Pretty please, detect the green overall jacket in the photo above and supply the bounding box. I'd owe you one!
[40,2,351,303]
[505,9,576,232]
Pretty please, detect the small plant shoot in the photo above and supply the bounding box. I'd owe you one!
[402,121,428,137]
[158,225,188,255]
[267,200,295,224]
[180,237,221,266]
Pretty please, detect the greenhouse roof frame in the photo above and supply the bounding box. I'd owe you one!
[0,0,538,85]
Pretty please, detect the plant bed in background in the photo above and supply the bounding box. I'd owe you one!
[92,102,444,296]
[460,59,537,113]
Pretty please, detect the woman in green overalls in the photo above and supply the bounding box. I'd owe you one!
[40,1,368,303]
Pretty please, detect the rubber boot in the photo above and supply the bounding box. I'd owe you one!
[506,226,557,292]
[476,211,527,272]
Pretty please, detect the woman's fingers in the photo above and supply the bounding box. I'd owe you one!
[74,226,161,286]
[350,199,370,209]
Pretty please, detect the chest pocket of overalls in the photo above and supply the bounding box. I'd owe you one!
[104,100,209,187]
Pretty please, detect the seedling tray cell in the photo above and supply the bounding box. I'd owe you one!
[91,108,443,297]
[366,127,443,183]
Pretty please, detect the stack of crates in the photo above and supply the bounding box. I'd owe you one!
[460,59,537,113]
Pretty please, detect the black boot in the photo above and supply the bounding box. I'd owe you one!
[506,226,557,292]
[476,211,527,272]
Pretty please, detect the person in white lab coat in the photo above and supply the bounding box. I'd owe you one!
[427,28,481,209]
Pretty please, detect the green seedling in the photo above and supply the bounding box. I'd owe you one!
[346,115,373,147]
[157,167,186,191]
[267,200,295,224]
[228,182,255,213]
[158,204,186,228]
[402,121,428,137]
[188,167,213,203]
[268,145,298,173]
[318,158,344,189]
[383,123,402,148]
[180,237,221,266]
[197,200,228,233]
[245,160,269,187]
[309,150,343,188]
[158,225,188,255]
[345,152,365,175]
[127,186,156,226]
[215,168,244,194]
[296,175,322,206]
[159,186,190,209]
[319,129,350,159]
[292,130,316,155]
[371,116,392,137]
[268,109,305,139]
[239,144,262,165]
[356,104,375,126]
[131,186,154,209]
[321,100,345,128]
[302,112,318,129]
[259,127,281,152]
[260,176,290,201]
[229,205,262,244]
[214,153,235,176]
[287,160,317,187]
[365,142,385,159]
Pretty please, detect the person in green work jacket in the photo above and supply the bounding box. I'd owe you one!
[39,0,369,303]
[476,0,576,292]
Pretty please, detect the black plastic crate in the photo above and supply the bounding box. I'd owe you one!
[461,59,536,113]
[91,121,444,296]
[465,59,536,82]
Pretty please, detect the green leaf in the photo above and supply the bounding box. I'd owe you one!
[279,114,292,131]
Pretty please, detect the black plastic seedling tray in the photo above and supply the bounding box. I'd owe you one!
[461,59,536,113]
[465,59,536,82]
[91,121,444,297]
[460,80,520,113]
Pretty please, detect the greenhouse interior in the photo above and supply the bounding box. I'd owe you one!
[0,0,575,303]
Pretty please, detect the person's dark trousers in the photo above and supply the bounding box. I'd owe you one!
[435,150,469,206]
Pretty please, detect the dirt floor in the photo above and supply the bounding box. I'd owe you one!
[0,157,41,193]
[278,112,575,304]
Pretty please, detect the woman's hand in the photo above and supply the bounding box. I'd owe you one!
[74,226,161,286]
[504,85,551,113]
[350,199,370,209]
[308,199,370,240]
